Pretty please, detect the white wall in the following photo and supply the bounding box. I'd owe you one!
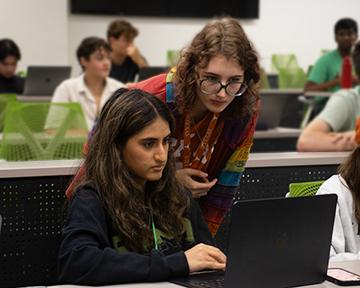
[0,0,68,72]
[68,0,360,75]
[1,0,359,76]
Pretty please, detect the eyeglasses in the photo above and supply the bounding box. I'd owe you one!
[198,78,247,97]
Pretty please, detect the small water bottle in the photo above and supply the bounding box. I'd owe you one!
[340,56,352,88]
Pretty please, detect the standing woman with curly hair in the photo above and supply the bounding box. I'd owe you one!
[129,17,260,234]
[58,88,225,285]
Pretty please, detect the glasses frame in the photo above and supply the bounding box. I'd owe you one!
[198,78,248,97]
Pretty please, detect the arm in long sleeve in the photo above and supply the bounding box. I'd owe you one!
[58,187,189,285]
[317,177,360,261]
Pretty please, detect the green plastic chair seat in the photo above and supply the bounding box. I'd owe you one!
[0,93,17,131]
[0,102,88,161]
[288,180,325,197]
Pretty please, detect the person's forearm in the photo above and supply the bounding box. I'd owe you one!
[304,79,339,92]
[297,132,350,151]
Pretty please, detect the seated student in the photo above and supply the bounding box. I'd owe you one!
[297,40,360,152]
[107,19,148,83]
[58,88,226,285]
[304,18,358,113]
[316,130,360,261]
[0,38,25,94]
[51,37,124,130]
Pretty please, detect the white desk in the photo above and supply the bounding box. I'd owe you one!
[261,88,303,95]
[0,159,82,178]
[246,151,349,168]
[0,151,348,178]
[254,127,301,139]
[304,91,332,98]
[47,260,360,287]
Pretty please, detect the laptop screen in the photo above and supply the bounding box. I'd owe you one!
[23,66,71,96]
[171,195,337,288]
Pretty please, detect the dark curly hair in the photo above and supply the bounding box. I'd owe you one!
[174,17,260,119]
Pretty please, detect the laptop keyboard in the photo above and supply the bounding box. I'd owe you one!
[171,271,225,288]
[189,276,225,288]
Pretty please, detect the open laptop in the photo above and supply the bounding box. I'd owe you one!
[137,66,169,81]
[171,195,337,288]
[23,66,71,96]
[256,92,289,130]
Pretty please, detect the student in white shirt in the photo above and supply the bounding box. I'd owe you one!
[316,143,360,261]
[51,37,125,130]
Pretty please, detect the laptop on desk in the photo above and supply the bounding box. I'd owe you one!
[171,195,337,288]
[137,66,169,81]
[22,66,71,96]
[256,92,289,130]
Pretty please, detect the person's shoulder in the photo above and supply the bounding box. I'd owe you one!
[56,75,82,89]
[314,49,338,64]
[72,183,100,202]
[331,87,359,101]
[316,175,341,195]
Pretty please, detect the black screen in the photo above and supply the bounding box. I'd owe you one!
[70,0,259,19]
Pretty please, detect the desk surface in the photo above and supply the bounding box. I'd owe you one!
[254,127,301,138]
[260,88,303,95]
[0,152,349,178]
[246,151,349,168]
[304,91,332,97]
[48,260,360,287]
[0,159,82,178]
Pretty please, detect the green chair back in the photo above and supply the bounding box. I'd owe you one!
[278,67,307,89]
[166,50,180,67]
[0,94,17,131]
[271,54,299,72]
[0,102,88,161]
[288,180,325,197]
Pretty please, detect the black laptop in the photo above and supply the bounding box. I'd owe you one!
[137,66,169,81]
[171,195,337,288]
[23,66,71,96]
[256,92,289,130]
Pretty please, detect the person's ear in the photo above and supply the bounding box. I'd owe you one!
[79,57,88,70]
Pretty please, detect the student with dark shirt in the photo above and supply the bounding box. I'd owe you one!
[58,88,226,285]
[0,39,24,94]
[107,20,148,83]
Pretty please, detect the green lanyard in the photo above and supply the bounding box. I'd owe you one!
[150,214,158,250]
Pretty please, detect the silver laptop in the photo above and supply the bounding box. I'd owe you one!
[256,92,289,130]
[23,66,71,96]
[171,194,337,288]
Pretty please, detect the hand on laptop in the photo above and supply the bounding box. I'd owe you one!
[176,168,217,198]
[185,243,226,273]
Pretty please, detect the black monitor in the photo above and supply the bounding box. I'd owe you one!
[70,0,259,19]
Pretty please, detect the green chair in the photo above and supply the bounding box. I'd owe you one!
[278,67,307,89]
[0,94,17,131]
[166,50,180,67]
[288,180,325,197]
[271,54,299,72]
[0,102,88,161]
